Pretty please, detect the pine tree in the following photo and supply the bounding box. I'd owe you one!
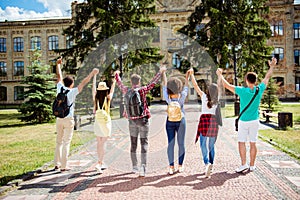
[19,50,56,123]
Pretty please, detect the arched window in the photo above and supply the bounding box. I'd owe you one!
[14,86,24,101]
[0,61,7,76]
[13,37,24,52]
[48,35,59,50]
[0,86,7,101]
[0,38,6,52]
[30,36,41,50]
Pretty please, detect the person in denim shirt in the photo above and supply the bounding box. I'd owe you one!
[162,68,190,175]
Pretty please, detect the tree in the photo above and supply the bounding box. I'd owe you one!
[180,0,274,82]
[57,0,163,111]
[19,50,56,123]
[57,0,162,76]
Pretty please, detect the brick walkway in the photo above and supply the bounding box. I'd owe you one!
[1,103,300,200]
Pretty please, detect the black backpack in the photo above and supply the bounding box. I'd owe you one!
[125,88,144,118]
[52,87,73,118]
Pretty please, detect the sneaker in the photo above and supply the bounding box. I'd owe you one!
[235,164,249,173]
[139,164,146,177]
[169,167,175,175]
[205,164,213,177]
[100,163,107,170]
[60,168,72,172]
[54,166,60,171]
[95,164,103,174]
[132,166,139,173]
[249,166,256,171]
[178,165,184,173]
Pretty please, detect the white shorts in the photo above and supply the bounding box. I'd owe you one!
[237,119,259,142]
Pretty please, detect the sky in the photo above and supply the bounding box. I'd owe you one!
[1,0,300,22]
[0,0,84,21]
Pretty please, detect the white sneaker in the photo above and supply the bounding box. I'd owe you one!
[139,164,146,177]
[249,166,256,171]
[235,164,249,173]
[132,166,139,173]
[178,165,184,173]
[100,163,107,170]
[95,164,103,174]
[169,167,175,175]
[205,164,213,177]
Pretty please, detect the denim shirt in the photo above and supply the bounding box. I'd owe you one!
[163,86,188,115]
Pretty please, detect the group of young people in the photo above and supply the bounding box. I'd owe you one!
[53,56,277,177]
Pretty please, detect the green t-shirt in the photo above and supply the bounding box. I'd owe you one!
[235,82,266,121]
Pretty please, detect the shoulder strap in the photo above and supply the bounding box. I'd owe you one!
[237,87,259,120]
[101,97,110,114]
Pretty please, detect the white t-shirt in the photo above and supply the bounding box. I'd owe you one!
[201,93,217,115]
[56,82,79,118]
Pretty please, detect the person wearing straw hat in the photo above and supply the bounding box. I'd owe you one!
[92,74,116,174]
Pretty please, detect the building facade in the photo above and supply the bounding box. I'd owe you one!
[0,0,299,106]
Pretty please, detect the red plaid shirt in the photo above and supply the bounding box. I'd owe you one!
[195,114,219,143]
[115,72,161,119]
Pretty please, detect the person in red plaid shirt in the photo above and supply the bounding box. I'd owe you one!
[189,68,220,178]
[115,66,166,177]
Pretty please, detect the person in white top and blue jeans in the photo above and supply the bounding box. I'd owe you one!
[54,58,99,172]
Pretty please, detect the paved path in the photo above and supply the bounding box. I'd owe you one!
[1,103,300,199]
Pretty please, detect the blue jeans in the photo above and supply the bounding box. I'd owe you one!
[200,134,217,165]
[166,117,186,166]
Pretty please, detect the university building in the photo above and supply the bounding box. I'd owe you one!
[0,0,299,107]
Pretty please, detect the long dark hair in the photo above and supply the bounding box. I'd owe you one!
[206,83,219,109]
[95,90,109,111]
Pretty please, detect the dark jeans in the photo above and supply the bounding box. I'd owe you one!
[129,118,149,167]
[166,117,186,166]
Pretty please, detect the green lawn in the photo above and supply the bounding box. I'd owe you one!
[0,110,94,186]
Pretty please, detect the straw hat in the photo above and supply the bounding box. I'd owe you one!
[97,82,109,90]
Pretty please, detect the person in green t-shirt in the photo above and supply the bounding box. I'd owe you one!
[216,57,277,173]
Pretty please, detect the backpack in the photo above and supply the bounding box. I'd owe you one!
[167,101,182,122]
[95,97,111,124]
[125,88,144,118]
[52,87,73,118]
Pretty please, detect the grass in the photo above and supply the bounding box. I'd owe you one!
[0,110,94,186]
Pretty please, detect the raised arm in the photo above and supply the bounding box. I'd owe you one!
[56,57,63,83]
[114,70,128,94]
[161,65,167,86]
[108,77,116,100]
[78,68,99,93]
[144,65,167,92]
[184,69,190,87]
[216,68,235,94]
[92,74,97,100]
[262,57,277,86]
[188,68,204,98]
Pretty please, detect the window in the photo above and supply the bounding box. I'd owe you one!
[0,86,7,101]
[13,37,24,52]
[274,77,284,86]
[0,62,7,76]
[272,47,284,63]
[30,36,41,50]
[296,76,300,91]
[49,59,56,74]
[271,20,283,36]
[295,50,300,66]
[66,35,73,49]
[48,35,59,50]
[294,23,300,39]
[172,53,180,68]
[0,38,6,52]
[14,61,24,76]
[14,86,24,101]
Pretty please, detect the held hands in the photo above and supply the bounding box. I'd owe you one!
[92,68,99,75]
[216,68,223,77]
[160,65,167,73]
[114,70,120,76]
[187,68,194,75]
[268,57,277,68]
[57,57,62,65]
